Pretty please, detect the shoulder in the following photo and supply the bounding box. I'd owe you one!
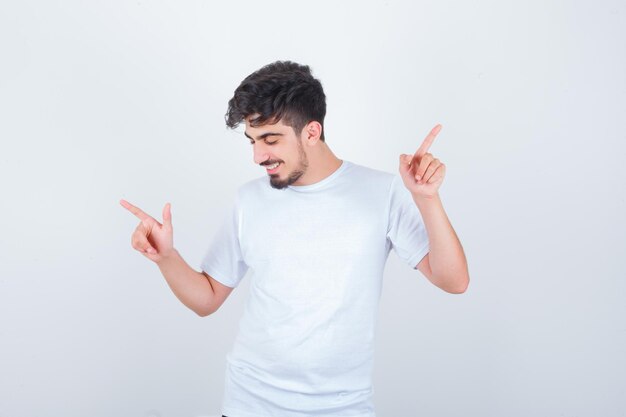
[237,175,267,195]
[347,161,412,205]
[343,161,397,190]
[343,162,405,202]
[233,176,275,208]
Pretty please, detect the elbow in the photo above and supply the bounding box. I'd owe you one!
[447,286,467,295]
[195,303,217,317]
[457,277,470,294]
[445,274,470,294]
[196,309,214,317]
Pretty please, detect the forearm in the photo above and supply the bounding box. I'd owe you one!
[413,193,469,293]
[155,249,214,316]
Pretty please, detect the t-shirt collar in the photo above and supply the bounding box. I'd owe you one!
[286,160,350,193]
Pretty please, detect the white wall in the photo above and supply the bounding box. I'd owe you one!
[1,1,624,416]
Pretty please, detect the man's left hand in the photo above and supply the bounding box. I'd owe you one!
[399,124,446,199]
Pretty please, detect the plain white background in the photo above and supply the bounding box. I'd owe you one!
[1,1,624,416]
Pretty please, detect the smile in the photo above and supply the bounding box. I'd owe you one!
[265,162,281,174]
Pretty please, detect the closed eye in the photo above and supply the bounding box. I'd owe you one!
[245,131,283,145]
[250,140,278,145]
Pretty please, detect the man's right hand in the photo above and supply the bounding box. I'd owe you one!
[120,199,174,263]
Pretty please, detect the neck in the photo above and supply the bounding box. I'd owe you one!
[294,143,342,186]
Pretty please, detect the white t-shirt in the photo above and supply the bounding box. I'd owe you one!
[201,160,429,417]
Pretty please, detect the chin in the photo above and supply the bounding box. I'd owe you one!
[269,168,305,190]
[269,178,289,190]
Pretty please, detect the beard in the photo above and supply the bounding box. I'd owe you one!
[269,140,309,190]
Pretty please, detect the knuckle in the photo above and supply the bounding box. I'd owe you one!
[135,237,147,249]
[131,231,142,243]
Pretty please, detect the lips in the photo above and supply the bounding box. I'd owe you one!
[264,162,281,174]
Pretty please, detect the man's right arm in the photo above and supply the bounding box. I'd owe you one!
[156,249,235,317]
[119,199,235,317]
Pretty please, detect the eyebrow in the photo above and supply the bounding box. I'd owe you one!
[244,131,284,141]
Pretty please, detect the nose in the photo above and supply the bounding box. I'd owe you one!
[253,142,270,165]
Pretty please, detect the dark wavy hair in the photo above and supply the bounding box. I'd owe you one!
[225,61,327,141]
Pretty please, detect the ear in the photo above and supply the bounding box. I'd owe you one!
[302,121,323,145]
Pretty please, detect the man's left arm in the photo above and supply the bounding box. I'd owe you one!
[398,124,470,294]
[413,194,469,293]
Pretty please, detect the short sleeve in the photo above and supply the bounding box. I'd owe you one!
[200,196,249,288]
[386,175,430,269]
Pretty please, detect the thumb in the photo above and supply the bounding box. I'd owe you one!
[399,154,412,175]
[162,202,172,229]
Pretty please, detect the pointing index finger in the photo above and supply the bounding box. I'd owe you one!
[414,124,442,158]
[120,199,154,223]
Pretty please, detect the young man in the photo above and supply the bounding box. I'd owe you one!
[121,61,469,417]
